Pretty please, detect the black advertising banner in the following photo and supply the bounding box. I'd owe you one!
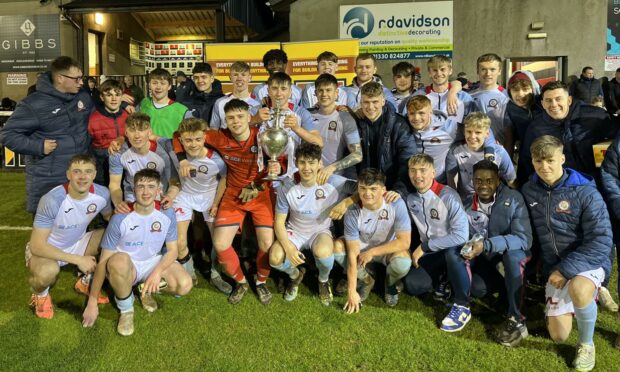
[0,14,60,72]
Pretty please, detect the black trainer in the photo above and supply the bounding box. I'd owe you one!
[334,278,348,297]
[256,283,273,305]
[498,317,528,347]
[228,282,250,305]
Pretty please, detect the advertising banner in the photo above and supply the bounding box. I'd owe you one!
[607,0,620,71]
[339,1,453,60]
[281,39,358,87]
[0,15,60,72]
[205,42,280,93]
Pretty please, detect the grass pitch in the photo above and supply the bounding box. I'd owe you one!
[0,172,619,371]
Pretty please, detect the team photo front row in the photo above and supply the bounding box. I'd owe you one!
[25,99,613,372]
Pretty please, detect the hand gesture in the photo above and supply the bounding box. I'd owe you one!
[43,139,57,155]
[115,201,132,214]
[81,301,99,328]
[76,255,97,274]
[548,270,567,289]
[411,246,424,268]
[317,165,336,185]
[343,291,362,314]
[329,199,349,220]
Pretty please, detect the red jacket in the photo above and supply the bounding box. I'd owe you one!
[87,107,128,149]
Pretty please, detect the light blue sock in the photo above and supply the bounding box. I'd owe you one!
[116,293,134,314]
[315,255,334,283]
[387,257,412,286]
[334,252,346,268]
[574,300,597,345]
[272,259,299,279]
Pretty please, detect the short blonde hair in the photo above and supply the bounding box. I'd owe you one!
[408,153,434,168]
[427,55,452,69]
[463,112,491,130]
[530,135,563,160]
[125,112,151,131]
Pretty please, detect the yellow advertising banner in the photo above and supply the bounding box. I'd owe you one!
[282,39,359,88]
[205,42,280,93]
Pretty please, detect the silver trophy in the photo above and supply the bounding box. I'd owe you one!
[259,100,289,181]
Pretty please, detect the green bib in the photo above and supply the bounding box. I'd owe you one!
[139,98,188,138]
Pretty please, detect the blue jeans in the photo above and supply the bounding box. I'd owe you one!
[404,247,471,306]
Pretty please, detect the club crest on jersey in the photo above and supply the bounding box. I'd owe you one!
[430,137,441,144]
[146,161,157,170]
[315,189,325,200]
[250,145,258,153]
[150,221,162,232]
[556,200,571,214]
[378,209,389,220]
[86,203,97,214]
[488,99,498,108]
[198,165,208,174]
[430,208,440,220]
[77,100,86,112]
[328,121,338,131]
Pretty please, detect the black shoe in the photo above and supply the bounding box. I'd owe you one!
[228,282,250,305]
[284,267,306,302]
[256,283,273,305]
[357,274,375,302]
[334,278,348,297]
[498,317,528,347]
[318,280,333,306]
[384,280,399,307]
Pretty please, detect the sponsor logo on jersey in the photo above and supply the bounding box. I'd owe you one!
[64,207,74,213]
[86,203,97,214]
[328,121,338,131]
[175,207,184,215]
[430,137,441,144]
[52,108,61,114]
[127,159,136,164]
[363,218,372,224]
[146,161,157,170]
[296,194,306,200]
[529,202,538,207]
[378,209,388,220]
[129,225,139,231]
[198,165,208,174]
[315,189,325,200]
[150,221,162,233]
[430,208,440,220]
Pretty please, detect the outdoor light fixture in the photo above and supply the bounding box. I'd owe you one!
[527,32,547,39]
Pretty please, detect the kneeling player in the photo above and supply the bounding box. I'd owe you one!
[404,154,471,332]
[342,169,412,313]
[28,155,112,319]
[82,169,192,336]
[464,160,532,346]
[170,117,230,293]
[269,143,355,305]
[522,136,611,371]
